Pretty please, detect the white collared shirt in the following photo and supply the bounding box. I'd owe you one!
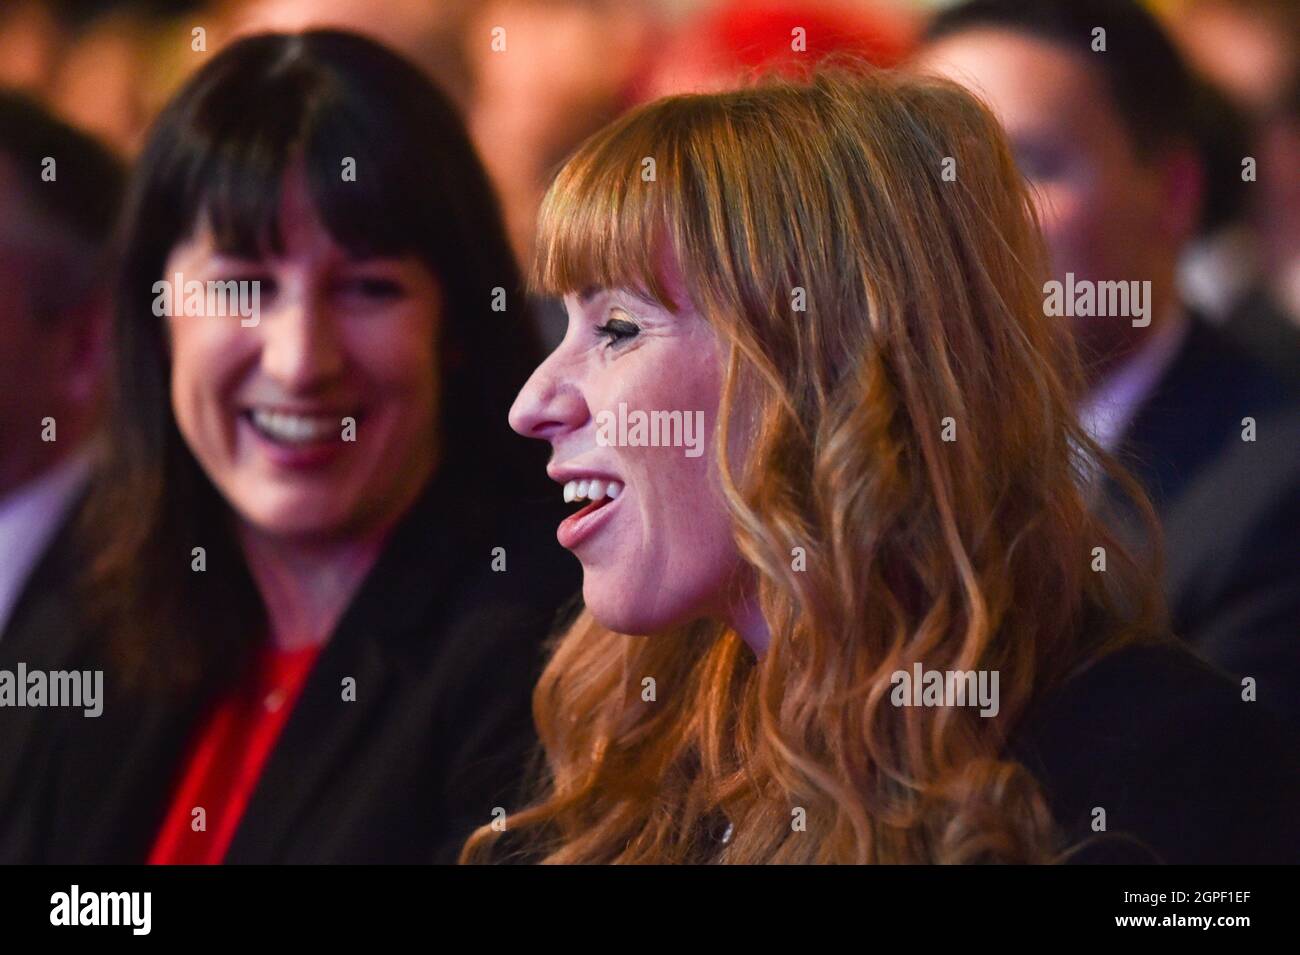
[0,450,94,639]
[1078,308,1190,454]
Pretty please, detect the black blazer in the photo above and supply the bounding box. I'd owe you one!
[0,468,580,863]
[1012,639,1300,864]
[1107,315,1300,724]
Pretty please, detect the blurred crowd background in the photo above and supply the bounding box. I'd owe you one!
[1,0,1297,361]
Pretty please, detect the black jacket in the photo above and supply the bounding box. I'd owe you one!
[1012,639,1300,864]
[1107,316,1300,724]
[0,470,580,863]
[0,487,92,852]
[7,523,1295,864]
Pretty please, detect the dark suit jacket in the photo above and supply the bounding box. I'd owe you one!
[1108,315,1300,724]
[0,488,93,850]
[1012,639,1300,864]
[0,469,581,864]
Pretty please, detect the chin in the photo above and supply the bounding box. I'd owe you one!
[582,575,699,636]
[233,492,359,543]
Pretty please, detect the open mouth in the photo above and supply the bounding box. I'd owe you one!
[243,408,358,447]
[563,478,622,519]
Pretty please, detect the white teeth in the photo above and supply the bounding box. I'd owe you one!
[563,479,624,505]
[250,409,341,444]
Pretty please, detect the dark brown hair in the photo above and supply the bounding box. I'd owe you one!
[84,30,548,688]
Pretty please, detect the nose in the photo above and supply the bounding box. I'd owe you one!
[261,289,345,391]
[508,351,589,441]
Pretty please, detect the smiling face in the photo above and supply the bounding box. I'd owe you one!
[163,166,442,545]
[508,272,744,636]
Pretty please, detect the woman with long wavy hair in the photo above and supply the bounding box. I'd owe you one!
[473,66,1300,864]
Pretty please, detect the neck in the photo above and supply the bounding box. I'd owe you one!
[238,521,395,652]
[1081,281,1177,390]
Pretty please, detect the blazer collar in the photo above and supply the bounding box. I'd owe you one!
[223,465,489,861]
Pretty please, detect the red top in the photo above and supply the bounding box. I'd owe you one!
[147,642,323,865]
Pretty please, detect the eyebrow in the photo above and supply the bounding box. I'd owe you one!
[577,285,605,305]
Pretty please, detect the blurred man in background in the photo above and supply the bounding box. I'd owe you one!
[916,0,1300,723]
[0,91,121,646]
[465,0,657,342]
[1166,0,1300,371]
[0,89,121,839]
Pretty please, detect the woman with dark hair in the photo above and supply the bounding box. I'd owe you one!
[0,30,578,863]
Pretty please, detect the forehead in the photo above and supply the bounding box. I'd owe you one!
[567,286,660,313]
[917,29,1111,134]
[181,167,347,262]
[263,163,335,253]
[564,238,697,316]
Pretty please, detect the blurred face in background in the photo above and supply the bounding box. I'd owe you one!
[1170,0,1296,118]
[0,157,103,496]
[0,202,52,496]
[163,166,442,546]
[508,262,744,636]
[467,0,652,265]
[1257,108,1300,318]
[915,29,1194,374]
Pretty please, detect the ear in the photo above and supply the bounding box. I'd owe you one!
[1157,145,1204,245]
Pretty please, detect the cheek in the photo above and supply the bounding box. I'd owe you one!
[586,447,738,634]
[345,312,440,427]
[664,455,737,569]
[1117,177,1168,241]
[617,336,736,613]
[167,318,249,446]
[1034,180,1106,274]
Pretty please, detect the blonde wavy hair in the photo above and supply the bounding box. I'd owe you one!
[463,65,1165,864]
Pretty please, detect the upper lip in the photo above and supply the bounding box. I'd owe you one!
[546,463,623,485]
